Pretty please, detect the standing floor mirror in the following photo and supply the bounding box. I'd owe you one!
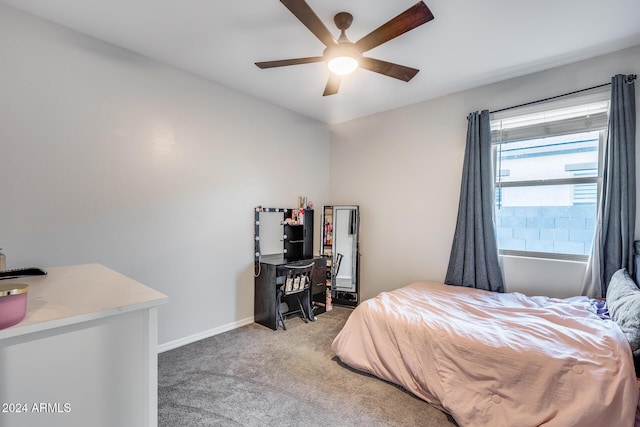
[321,205,359,306]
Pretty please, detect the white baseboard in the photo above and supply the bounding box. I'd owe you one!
[157,316,255,353]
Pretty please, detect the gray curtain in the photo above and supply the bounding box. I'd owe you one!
[445,110,505,292]
[582,74,636,297]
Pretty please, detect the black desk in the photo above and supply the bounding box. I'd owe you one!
[254,255,327,330]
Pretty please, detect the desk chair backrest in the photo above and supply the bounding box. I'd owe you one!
[282,263,314,295]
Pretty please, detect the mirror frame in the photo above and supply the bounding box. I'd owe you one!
[254,207,289,263]
[321,205,360,306]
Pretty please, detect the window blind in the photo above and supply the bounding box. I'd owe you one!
[491,100,609,142]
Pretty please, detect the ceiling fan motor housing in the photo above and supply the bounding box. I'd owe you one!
[334,12,353,33]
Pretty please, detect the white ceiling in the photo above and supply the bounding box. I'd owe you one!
[2,0,640,124]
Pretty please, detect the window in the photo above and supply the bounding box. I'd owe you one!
[491,94,609,260]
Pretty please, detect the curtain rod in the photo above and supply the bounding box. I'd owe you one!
[490,74,637,115]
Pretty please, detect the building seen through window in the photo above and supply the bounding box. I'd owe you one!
[491,98,608,259]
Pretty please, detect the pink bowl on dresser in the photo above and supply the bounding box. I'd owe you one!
[0,283,29,329]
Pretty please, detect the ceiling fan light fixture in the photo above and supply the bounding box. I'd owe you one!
[328,55,358,75]
[324,43,361,75]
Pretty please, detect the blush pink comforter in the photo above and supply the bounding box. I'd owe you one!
[332,281,639,427]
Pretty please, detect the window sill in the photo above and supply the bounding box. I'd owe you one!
[499,250,588,263]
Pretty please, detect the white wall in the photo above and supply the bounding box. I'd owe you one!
[0,4,330,346]
[331,45,640,301]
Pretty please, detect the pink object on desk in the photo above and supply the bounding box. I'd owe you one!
[0,283,28,329]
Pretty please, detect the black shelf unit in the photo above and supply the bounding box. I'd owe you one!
[283,210,314,261]
[321,205,360,307]
[321,205,334,291]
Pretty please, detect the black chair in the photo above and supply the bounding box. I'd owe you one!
[333,253,344,277]
[276,262,315,330]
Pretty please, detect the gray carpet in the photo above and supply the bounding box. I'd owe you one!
[158,306,458,427]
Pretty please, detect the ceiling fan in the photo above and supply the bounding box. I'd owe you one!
[255,0,434,96]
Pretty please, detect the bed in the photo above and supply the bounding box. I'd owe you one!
[332,270,640,427]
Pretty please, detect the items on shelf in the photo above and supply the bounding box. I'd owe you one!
[323,221,333,246]
[298,196,307,209]
[283,208,307,226]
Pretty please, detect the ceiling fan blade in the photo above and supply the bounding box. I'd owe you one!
[255,56,324,69]
[280,0,338,47]
[359,57,419,82]
[355,1,434,53]
[323,73,341,96]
